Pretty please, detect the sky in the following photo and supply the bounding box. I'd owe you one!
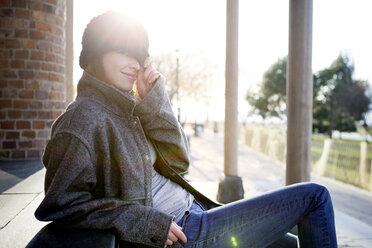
[73,0,372,123]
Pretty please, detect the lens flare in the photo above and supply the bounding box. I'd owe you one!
[231,236,238,247]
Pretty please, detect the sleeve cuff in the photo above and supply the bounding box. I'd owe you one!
[144,210,174,247]
[134,76,169,116]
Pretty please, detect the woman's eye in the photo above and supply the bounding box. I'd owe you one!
[117,50,128,55]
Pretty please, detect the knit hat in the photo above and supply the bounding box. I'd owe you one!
[79,11,149,69]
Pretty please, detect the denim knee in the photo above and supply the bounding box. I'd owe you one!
[301,182,332,207]
[298,182,326,193]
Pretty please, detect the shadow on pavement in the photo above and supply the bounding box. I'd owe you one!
[0,159,43,193]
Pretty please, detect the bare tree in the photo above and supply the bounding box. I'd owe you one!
[153,51,215,106]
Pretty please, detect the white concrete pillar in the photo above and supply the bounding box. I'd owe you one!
[217,0,244,203]
[369,157,372,191]
[314,139,333,176]
[359,142,367,187]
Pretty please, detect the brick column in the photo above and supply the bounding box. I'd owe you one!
[0,0,66,159]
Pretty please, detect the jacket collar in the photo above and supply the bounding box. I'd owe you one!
[76,71,137,116]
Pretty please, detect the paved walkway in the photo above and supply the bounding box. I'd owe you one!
[0,160,46,248]
[184,128,372,248]
[1,128,372,247]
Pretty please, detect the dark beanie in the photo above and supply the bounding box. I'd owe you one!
[79,11,149,69]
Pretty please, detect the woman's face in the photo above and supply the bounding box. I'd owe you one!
[100,51,140,92]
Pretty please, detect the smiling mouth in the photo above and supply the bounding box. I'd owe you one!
[123,73,137,81]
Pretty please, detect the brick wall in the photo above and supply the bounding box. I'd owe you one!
[0,0,66,159]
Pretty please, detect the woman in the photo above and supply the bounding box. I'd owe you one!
[35,11,337,248]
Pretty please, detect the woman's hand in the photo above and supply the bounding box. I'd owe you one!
[137,57,163,99]
[165,221,187,247]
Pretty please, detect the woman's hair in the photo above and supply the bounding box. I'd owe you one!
[79,11,149,70]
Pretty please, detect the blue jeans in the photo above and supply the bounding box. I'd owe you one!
[176,183,337,248]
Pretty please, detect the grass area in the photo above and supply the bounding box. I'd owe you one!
[243,125,372,191]
[357,129,372,135]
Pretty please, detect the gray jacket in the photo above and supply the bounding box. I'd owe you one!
[35,72,219,247]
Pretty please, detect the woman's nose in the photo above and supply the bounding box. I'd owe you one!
[129,59,140,71]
